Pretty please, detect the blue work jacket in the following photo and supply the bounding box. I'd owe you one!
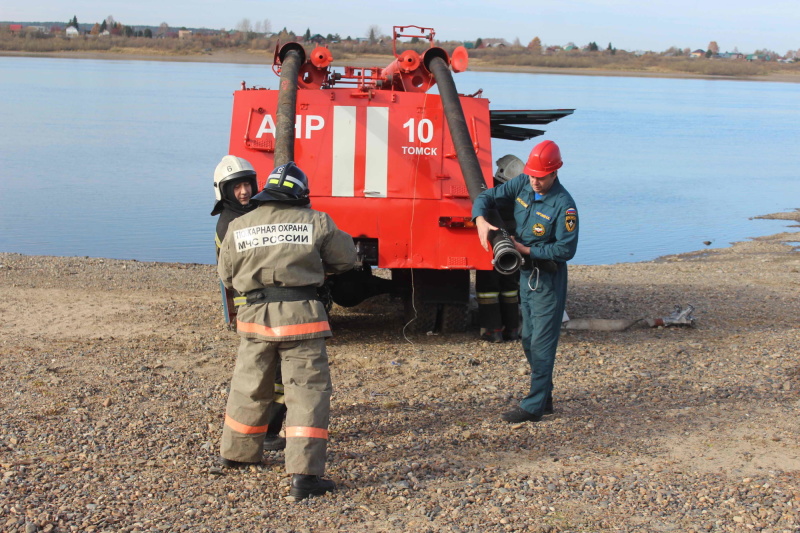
[472,175,579,263]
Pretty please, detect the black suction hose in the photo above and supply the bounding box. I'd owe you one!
[426,54,522,275]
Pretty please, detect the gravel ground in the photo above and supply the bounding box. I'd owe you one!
[1,213,799,532]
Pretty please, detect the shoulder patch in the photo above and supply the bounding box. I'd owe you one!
[566,207,577,216]
[516,197,528,209]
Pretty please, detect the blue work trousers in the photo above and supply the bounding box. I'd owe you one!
[518,265,568,414]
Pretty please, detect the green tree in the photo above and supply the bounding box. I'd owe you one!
[705,49,713,58]
[304,28,311,41]
[144,28,152,38]
[67,16,79,30]
[100,19,107,32]
[588,41,598,51]
[475,37,483,48]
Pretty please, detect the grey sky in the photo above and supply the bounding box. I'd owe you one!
[3,0,798,54]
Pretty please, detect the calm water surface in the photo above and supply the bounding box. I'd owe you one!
[1,56,798,265]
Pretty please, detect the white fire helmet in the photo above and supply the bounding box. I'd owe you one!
[494,154,525,184]
[211,155,258,215]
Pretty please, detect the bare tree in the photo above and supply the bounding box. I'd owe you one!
[367,24,381,44]
[106,15,116,28]
[236,18,252,33]
[157,22,169,37]
[253,19,271,34]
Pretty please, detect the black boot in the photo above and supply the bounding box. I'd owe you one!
[501,406,543,423]
[290,474,336,500]
[263,402,287,451]
[480,328,503,343]
[263,434,286,451]
[218,457,260,468]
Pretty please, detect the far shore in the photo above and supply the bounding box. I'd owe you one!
[3,49,800,84]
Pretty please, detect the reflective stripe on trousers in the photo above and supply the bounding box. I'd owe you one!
[221,336,331,475]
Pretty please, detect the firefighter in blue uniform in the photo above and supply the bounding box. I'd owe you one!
[472,140,579,423]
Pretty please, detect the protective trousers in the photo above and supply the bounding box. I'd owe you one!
[519,265,568,414]
[476,269,520,332]
[221,336,331,475]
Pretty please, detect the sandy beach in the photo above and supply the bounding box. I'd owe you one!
[1,209,798,531]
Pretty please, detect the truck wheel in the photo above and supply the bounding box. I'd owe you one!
[440,304,470,333]
[402,295,437,334]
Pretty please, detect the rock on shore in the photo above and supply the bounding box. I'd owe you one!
[1,219,799,532]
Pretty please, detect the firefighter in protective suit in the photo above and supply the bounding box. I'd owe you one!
[211,155,287,452]
[475,154,523,343]
[217,161,356,500]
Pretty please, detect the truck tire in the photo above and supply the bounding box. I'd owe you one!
[440,303,470,333]
[402,294,437,334]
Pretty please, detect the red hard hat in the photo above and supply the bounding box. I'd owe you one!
[524,140,563,177]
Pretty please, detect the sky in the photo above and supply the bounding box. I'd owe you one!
[3,0,799,55]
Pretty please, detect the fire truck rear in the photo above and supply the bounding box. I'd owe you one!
[226,26,573,332]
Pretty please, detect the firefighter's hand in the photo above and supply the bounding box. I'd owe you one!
[510,236,530,256]
[475,216,498,252]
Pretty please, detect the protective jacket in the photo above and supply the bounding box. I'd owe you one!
[215,201,256,254]
[218,202,356,341]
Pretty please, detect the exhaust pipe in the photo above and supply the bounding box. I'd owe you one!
[425,53,522,275]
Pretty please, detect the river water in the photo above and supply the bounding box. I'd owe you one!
[1,56,798,265]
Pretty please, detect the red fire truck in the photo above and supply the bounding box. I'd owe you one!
[226,26,572,332]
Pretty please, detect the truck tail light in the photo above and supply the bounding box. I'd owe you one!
[438,216,475,229]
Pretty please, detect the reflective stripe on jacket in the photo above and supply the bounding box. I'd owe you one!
[218,202,356,341]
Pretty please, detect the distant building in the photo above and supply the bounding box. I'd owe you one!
[9,24,23,34]
[690,49,705,58]
[481,38,509,48]
[178,29,193,39]
[65,26,79,37]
